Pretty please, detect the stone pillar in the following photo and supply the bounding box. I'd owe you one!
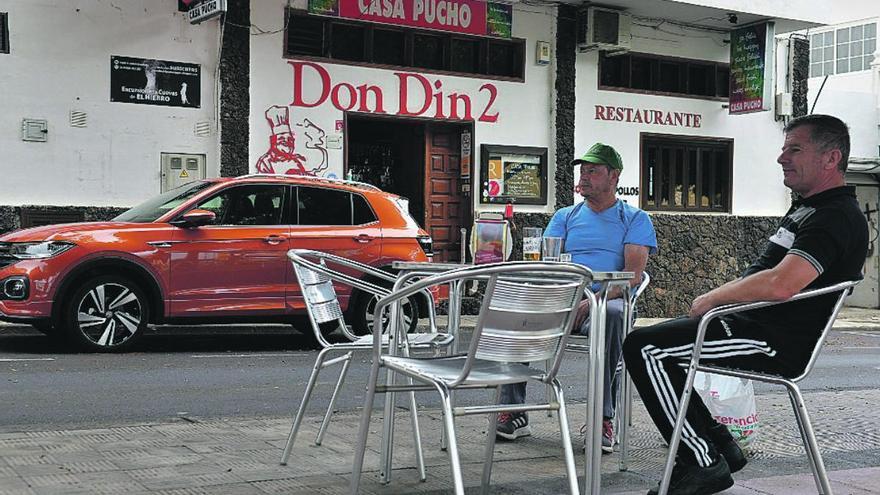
[790,36,810,117]
[219,0,250,177]
[553,4,577,210]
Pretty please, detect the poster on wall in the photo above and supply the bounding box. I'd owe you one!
[110,56,201,108]
[308,0,512,38]
[480,144,548,205]
[728,22,774,114]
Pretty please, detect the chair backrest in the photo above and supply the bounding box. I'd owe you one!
[792,280,859,382]
[473,271,586,364]
[290,254,347,347]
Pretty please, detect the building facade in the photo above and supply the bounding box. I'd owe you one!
[5,0,868,315]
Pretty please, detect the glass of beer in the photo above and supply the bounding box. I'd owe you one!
[522,227,542,261]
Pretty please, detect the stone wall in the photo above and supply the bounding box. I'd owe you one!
[504,212,779,317]
[0,206,128,234]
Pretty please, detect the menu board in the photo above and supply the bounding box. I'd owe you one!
[480,145,548,205]
[729,22,774,114]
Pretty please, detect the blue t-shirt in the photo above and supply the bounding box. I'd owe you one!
[545,200,657,273]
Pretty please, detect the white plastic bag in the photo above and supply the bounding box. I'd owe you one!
[693,371,759,447]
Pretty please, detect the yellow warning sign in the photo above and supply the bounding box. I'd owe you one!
[179,169,189,179]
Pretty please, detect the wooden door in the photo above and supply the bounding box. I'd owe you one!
[424,124,466,262]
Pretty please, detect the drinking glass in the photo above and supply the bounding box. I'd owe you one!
[542,236,563,262]
[522,227,542,261]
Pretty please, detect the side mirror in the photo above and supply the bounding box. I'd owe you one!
[170,209,216,228]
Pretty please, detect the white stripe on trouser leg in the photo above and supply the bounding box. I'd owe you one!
[642,337,779,467]
[642,346,713,466]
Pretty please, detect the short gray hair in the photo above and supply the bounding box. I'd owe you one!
[784,114,850,172]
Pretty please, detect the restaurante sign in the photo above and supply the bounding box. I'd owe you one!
[308,0,512,37]
[594,105,702,128]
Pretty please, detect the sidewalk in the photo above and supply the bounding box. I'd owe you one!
[1,307,880,494]
[1,387,880,494]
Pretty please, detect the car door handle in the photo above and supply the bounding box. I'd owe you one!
[354,234,374,243]
[264,235,285,245]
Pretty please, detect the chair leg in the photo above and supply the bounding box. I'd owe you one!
[658,367,700,495]
[380,367,397,483]
[407,379,427,482]
[545,357,554,417]
[618,369,632,472]
[552,379,581,495]
[315,351,353,446]
[350,359,382,495]
[787,383,834,495]
[280,348,332,465]
[481,388,502,494]
[437,384,466,495]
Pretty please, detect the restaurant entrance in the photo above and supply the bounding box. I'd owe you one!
[346,116,472,262]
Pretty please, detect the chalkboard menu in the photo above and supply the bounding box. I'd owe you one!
[480,144,548,205]
[729,22,774,114]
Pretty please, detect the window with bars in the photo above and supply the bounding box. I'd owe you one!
[599,52,730,100]
[285,10,525,80]
[810,22,877,77]
[641,135,733,212]
[0,13,8,54]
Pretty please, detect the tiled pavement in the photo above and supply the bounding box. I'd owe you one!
[1,387,880,494]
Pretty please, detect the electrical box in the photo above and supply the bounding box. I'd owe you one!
[161,153,206,193]
[775,93,793,117]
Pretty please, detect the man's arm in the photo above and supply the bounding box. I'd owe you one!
[607,244,649,299]
[688,254,819,318]
[573,244,650,328]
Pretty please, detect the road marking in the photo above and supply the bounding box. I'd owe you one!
[841,331,880,338]
[190,353,299,359]
[0,358,55,362]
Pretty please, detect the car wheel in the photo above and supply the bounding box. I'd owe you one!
[63,276,149,352]
[351,291,419,337]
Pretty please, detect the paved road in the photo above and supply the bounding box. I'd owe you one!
[2,324,879,432]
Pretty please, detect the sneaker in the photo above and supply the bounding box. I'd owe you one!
[602,419,615,454]
[647,456,734,495]
[496,412,531,440]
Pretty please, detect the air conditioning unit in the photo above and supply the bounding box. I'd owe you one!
[577,6,632,54]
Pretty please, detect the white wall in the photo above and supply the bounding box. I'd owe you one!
[249,0,558,214]
[576,22,791,216]
[0,0,219,208]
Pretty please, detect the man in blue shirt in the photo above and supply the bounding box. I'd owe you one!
[496,143,657,454]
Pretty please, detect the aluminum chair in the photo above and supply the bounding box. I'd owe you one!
[279,249,452,473]
[658,279,860,495]
[350,262,593,495]
[556,272,649,470]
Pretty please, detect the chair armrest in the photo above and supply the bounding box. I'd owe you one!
[688,279,860,366]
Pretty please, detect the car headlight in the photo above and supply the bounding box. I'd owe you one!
[2,241,76,259]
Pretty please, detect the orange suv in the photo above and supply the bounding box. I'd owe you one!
[0,175,434,351]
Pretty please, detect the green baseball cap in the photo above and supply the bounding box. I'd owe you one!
[571,143,623,171]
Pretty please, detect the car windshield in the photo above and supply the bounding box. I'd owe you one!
[113,181,215,223]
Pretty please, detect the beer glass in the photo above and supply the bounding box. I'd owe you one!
[522,227,542,261]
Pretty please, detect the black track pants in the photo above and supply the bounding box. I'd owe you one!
[622,315,811,467]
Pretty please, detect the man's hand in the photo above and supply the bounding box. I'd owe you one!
[689,293,716,319]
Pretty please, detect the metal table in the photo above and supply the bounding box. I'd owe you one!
[582,271,633,495]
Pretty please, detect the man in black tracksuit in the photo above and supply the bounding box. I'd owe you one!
[623,114,868,495]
